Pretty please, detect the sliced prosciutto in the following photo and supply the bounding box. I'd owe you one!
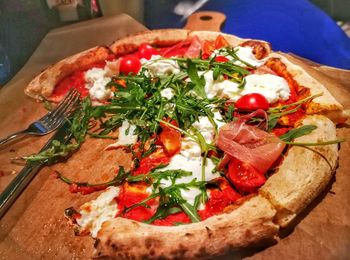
[161,36,202,58]
[216,112,285,174]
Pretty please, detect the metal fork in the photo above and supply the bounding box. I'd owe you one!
[0,89,80,147]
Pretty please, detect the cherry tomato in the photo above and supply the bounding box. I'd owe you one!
[235,93,269,111]
[119,56,141,75]
[138,43,160,60]
[227,158,266,193]
[214,56,229,63]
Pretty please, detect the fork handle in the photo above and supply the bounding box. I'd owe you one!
[0,130,27,147]
[0,163,42,218]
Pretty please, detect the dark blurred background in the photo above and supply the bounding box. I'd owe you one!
[0,0,349,86]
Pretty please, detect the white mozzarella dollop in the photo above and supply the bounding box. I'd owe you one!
[192,112,224,143]
[180,138,202,158]
[140,54,162,65]
[242,74,290,103]
[160,88,175,100]
[143,58,180,77]
[203,69,290,103]
[85,67,112,102]
[203,71,241,100]
[159,154,218,205]
[115,120,138,146]
[77,186,120,238]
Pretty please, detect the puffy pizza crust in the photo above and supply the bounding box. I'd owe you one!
[109,29,189,56]
[260,115,338,227]
[271,53,347,124]
[24,46,112,100]
[94,195,278,259]
[109,29,271,58]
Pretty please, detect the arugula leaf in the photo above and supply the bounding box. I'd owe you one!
[186,59,206,98]
[123,178,205,223]
[171,189,201,223]
[144,206,182,224]
[127,169,192,184]
[24,140,79,163]
[267,116,279,131]
[70,97,92,143]
[54,166,130,188]
[212,66,221,81]
[279,125,317,142]
[223,103,235,122]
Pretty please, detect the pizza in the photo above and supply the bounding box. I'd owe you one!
[24,30,347,259]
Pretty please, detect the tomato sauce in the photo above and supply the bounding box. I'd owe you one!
[116,177,241,226]
[199,178,241,220]
[153,213,191,226]
[116,183,157,222]
[272,126,293,136]
[132,148,171,176]
[117,186,241,226]
[49,61,106,102]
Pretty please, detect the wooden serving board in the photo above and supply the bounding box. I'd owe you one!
[0,12,350,260]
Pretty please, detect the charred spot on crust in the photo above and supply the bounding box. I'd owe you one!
[41,72,49,82]
[149,249,155,256]
[105,238,127,252]
[195,246,210,257]
[245,229,253,239]
[206,226,213,239]
[111,243,118,250]
[145,237,162,248]
[117,252,135,259]
[184,232,194,237]
[93,239,100,248]
[170,244,188,258]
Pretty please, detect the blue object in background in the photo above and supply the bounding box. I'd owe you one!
[144,0,350,69]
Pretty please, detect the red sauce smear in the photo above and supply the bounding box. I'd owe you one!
[115,178,241,226]
[198,178,241,220]
[116,183,157,222]
[49,61,106,102]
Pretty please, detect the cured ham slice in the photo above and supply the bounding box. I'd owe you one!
[161,36,202,58]
[184,36,202,58]
[216,112,285,174]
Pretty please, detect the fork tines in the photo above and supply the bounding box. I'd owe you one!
[43,89,80,126]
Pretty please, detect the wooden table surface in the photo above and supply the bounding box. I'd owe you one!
[0,13,349,260]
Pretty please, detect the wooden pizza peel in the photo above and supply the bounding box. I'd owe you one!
[0,11,349,259]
